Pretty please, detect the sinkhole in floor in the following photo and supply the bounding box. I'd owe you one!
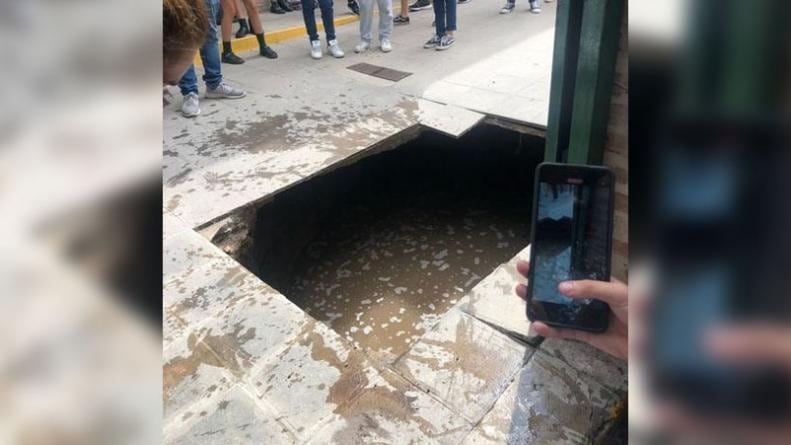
[208,123,544,361]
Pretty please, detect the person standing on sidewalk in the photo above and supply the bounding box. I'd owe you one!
[179,0,246,117]
[394,0,410,25]
[408,0,431,12]
[348,0,361,15]
[300,0,345,59]
[221,0,279,64]
[500,0,543,14]
[354,0,394,53]
[423,0,455,50]
[235,0,251,36]
[164,0,207,86]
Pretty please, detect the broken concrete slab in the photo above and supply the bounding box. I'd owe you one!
[164,246,317,382]
[163,229,229,286]
[393,309,535,424]
[164,310,186,350]
[246,320,366,440]
[460,244,539,344]
[416,99,485,139]
[162,331,237,427]
[165,384,296,445]
[461,351,621,445]
[163,211,189,238]
[539,338,628,394]
[308,367,473,445]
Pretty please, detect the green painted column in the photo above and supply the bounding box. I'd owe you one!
[566,0,624,165]
[544,0,584,163]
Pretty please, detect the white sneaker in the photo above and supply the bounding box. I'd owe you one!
[354,40,370,53]
[328,39,345,58]
[310,40,323,59]
[529,0,541,13]
[181,92,200,117]
[380,38,392,52]
[205,82,247,99]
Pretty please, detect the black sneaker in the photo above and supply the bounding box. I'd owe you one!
[409,0,431,11]
[222,52,245,64]
[270,2,286,13]
[423,34,441,49]
[436,34,454,50]
[260,46,279,59]
[348,0,360,15]
[277,0,293,11]
[235,21,250,38]
[393,15,410,25]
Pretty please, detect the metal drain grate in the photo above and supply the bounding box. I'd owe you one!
[347,63,413,82]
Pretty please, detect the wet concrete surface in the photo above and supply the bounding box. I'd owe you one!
[224,125,543,360]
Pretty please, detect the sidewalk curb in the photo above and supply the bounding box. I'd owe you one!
[194,14,360,65]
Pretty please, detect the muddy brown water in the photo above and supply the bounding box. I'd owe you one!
[220,125,544,360]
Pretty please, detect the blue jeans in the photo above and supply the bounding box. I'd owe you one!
[179,0,222,96]
[301,0,336,42]
[433,0,456,37]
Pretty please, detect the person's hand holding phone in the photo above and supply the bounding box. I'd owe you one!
[515,259,628,361]
[656,325,791,445]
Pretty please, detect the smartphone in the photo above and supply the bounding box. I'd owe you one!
[526,162,615,332]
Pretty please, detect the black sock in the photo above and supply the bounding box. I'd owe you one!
[237,18,248,27]
[255,33,267,49]
[222,41,233,55]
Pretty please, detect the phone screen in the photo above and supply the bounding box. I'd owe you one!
[528,163,613,332]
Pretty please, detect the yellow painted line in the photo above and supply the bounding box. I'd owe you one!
[194,14,360,65]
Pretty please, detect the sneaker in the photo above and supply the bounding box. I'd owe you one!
[310,40,323,59]
[458,0,470,4]
[409,0,431,11]
[277,0,293,11]
[270,2,286,13]
[348,0,360,15]
[205,82,247,99]
[354,40,370,53]
[181,92,200,117]
[500,2,514,13]
[436,34,454,50]
[380,38,392,52]
[260,46,278,59]
[328,39,345,58]
[394,15,410,25]
[423,34,441,49]
[529,0,541,13]
[222,51,245,64]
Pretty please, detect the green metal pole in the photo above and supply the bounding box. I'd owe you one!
[544,0,584,163]
[566,0,624,165]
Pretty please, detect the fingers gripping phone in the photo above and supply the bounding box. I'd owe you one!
[526,163,615,332]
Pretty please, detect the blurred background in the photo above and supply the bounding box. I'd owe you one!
[630,0,791,444]
[0,0,162,444]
